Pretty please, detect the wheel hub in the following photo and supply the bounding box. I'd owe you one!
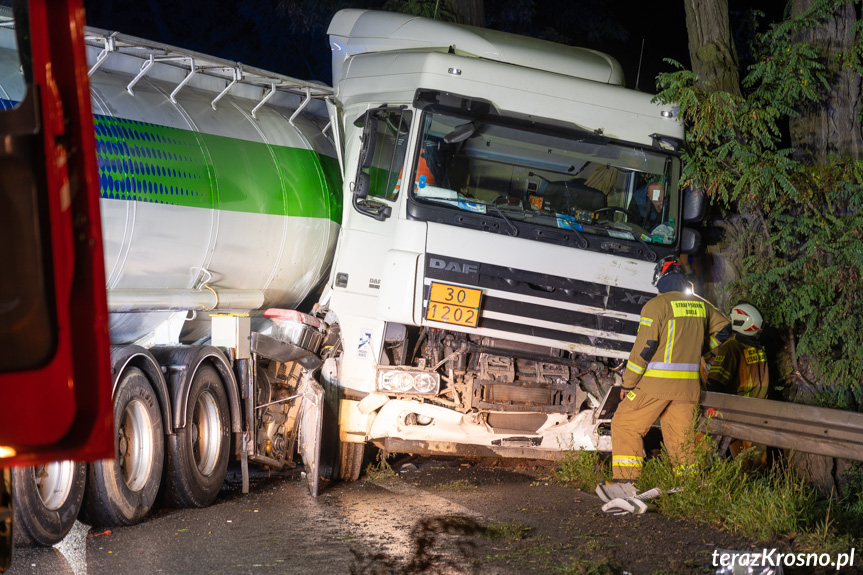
[119,399,155,492]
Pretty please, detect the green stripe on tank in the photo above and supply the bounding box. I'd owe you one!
[94,114,342,223]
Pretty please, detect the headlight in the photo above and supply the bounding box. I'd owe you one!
[377,368,440,395]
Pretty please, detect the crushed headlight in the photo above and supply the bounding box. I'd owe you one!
[377,368,440,394]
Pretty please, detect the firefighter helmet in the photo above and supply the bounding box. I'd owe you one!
[652,255,685,287]
[730,303,763,336]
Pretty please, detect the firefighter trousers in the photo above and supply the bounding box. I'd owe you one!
[610,391,697,481]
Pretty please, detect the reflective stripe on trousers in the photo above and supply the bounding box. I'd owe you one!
[612,455,644,468]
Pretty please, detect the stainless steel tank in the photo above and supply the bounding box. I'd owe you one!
[0,27,342,344]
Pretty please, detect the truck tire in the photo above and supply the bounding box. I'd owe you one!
[12,461,86,546]
[339,441,365,482]
[85,367,164,527]
[164,365,230,508]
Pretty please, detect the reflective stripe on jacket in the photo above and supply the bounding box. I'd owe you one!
[701,336,769,398]
[623,291,730,401]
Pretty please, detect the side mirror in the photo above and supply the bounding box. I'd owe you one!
[354,172,371,199]
[682,183,706,224]
[349,106,410,222]
[354,113,379,200]
[680,227,701,254]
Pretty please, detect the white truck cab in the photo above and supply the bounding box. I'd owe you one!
[319,9,703,470]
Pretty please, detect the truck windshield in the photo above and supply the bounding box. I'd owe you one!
[408,110,680,247]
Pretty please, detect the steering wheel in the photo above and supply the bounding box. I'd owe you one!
[594,206,639,221]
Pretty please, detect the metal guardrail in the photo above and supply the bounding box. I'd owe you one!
[699,391,863,462]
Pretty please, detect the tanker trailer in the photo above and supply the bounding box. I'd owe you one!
[0,22,343,546]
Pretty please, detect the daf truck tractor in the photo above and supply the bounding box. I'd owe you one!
[321,10,863,500]
[320,9,703,472]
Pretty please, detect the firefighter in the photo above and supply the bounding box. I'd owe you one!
[610,256,731,483]
[702,303,768,398]
[701,303,769,460]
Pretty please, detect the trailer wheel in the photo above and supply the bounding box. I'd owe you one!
[85,367,164,527]
[165,365,229,508]
[11,461,86,546]
[339,441,365,482]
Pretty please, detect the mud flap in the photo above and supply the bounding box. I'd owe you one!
[297,371,324,497]
[596,387,625,421]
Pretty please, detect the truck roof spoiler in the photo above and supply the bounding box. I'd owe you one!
[327,9,625,87]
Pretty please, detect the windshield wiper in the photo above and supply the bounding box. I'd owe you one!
[570,225,589,249]
[489,204,519,237]
[547,217,588,249]
[632,232,658,262]
[419,194,519,236]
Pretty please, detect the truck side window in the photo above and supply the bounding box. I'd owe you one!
[361,109,411,202]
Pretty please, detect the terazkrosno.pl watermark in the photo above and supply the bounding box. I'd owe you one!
[712,547,856,572]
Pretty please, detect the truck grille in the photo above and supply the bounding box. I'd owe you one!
[423,253,651,357]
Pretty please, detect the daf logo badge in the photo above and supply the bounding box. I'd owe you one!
[429,257,478,275]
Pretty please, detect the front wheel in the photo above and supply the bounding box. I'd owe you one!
[85,367,164,527]
[164,365,230,508]
[12,461,86,547]
[339,441,365,482]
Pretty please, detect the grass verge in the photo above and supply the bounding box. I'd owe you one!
[555,447,610,490]
[638,442,816,540]
[555,418,863,548]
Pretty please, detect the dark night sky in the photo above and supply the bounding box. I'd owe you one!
[616,5,691,92]
[81,1,695,94]
[81,2,787,94]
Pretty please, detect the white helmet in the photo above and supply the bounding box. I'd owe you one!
[730,303,763,336]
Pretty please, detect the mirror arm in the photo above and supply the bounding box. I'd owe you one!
[352,193,392,221]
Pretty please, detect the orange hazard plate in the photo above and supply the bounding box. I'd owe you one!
[425,282,482,328]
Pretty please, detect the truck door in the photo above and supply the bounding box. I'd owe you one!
[0,0,113,568]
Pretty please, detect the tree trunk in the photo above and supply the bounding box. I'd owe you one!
[790,0,863,164]
[682,0,741,95]
[682,0,743,311]
[444,0,485,27]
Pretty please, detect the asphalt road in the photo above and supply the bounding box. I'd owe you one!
[6,457,779,575]
[8,461,502,575]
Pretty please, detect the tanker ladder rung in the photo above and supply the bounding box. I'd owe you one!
[88,33,116,77]
[84,28,334,101]
[288,87,312,126]
[211,65,243,110]
[169,57,197,103]
[252,83,279,120]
